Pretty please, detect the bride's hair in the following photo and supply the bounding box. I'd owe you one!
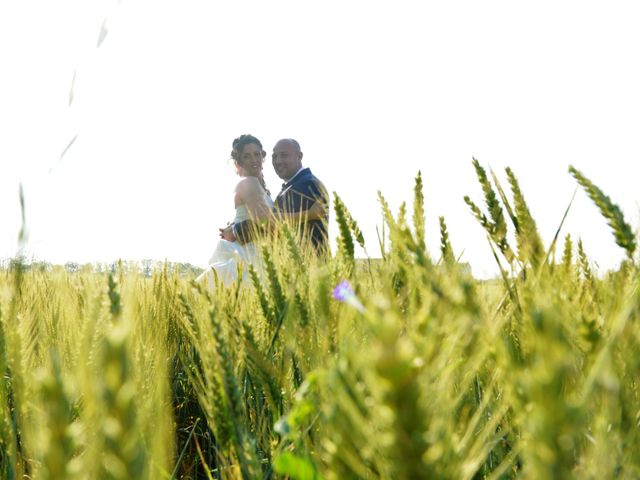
[231,134,270,196]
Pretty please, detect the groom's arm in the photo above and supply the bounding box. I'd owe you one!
[232,219,254,244]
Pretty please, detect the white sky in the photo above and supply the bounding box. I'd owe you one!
[1,1,639,278]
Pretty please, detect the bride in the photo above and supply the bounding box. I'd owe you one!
[197,134,274,287]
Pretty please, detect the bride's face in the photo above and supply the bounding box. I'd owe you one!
[236,143,265,177]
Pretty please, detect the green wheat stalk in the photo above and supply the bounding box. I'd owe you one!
[465,159,515,264]
[262,247,287,322]
[438,216,456,266]
[249,263,275,326]
[210,308,260,479]
[569,165,637,260]
[413,171,426,254]
[333,192,355,261]
[506,167,544,268]
[561,234,573,274]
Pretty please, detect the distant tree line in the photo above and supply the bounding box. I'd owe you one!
[0,257,203,277]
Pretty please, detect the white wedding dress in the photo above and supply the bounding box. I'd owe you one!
[197,193,274,287]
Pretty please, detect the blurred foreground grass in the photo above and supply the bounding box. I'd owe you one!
[1,164,639,479]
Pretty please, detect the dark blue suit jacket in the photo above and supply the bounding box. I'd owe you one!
[234,168,328,252]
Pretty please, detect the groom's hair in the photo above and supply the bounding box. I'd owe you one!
[231,134,264,162]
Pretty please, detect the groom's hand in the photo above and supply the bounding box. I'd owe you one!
[219,225,237,242]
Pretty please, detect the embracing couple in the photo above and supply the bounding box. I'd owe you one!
[198,134,329,286]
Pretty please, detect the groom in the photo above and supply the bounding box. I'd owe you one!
[220,138,329,252]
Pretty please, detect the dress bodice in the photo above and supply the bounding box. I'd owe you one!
[233,206,250,223]
[233,193,273,223]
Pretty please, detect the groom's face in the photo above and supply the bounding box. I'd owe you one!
[272,140,303,181]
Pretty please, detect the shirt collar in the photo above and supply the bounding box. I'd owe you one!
[283,166,305,186]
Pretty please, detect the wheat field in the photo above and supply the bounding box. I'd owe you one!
[1,162,639,479]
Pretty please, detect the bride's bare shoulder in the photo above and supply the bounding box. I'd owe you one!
[234,176,262,201]
[235,176,261,191]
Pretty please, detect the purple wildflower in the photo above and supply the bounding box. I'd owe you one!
[332,280,353,301]
[332,280,365,312]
